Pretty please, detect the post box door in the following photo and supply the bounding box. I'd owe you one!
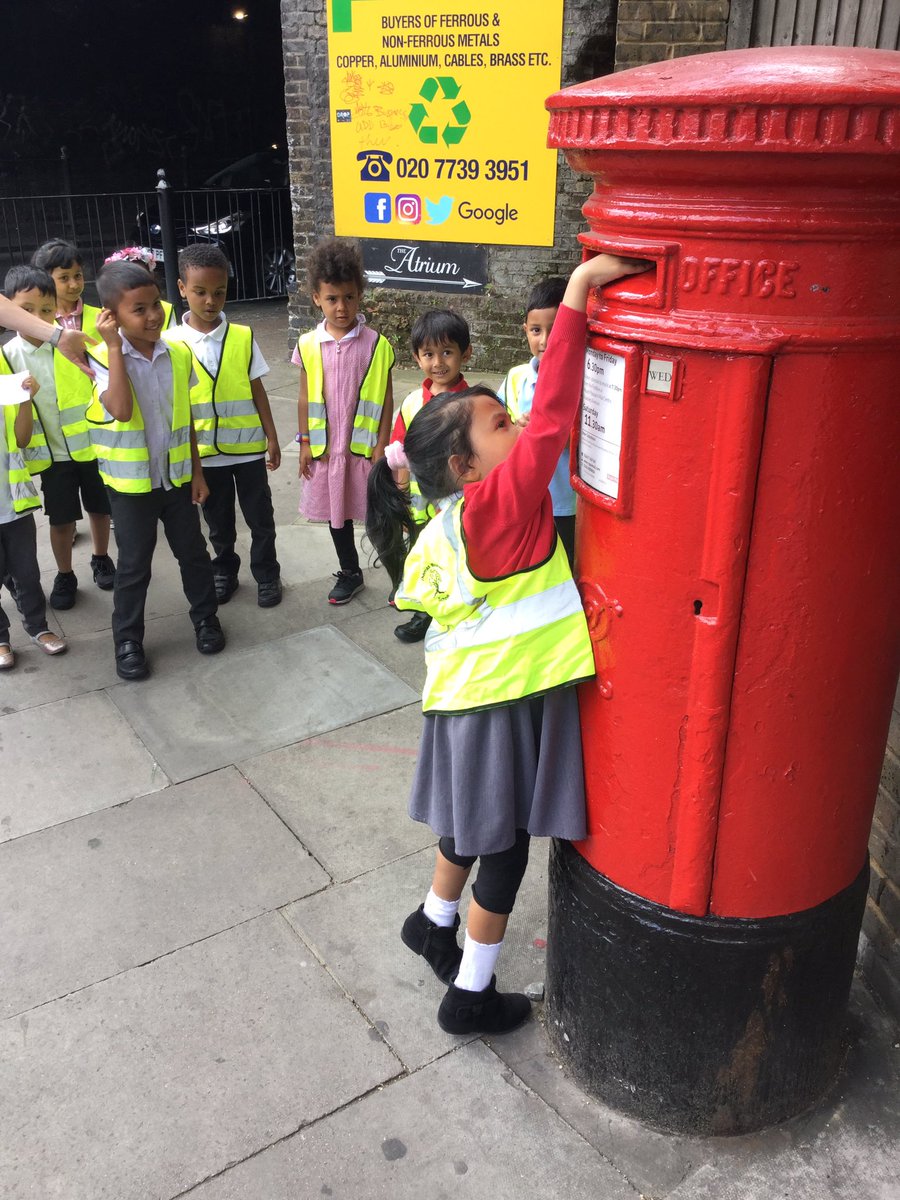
[573,331,770,916]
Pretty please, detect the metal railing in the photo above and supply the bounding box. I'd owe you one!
[0,180,294,303]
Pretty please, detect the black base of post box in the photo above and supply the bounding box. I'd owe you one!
[545,839,868,1136]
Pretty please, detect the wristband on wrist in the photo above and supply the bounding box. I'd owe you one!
[48,326,63,348]
[299,434,310,443]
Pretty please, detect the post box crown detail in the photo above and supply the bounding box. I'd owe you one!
[547,48,900,155]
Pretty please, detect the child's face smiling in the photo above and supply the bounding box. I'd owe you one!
[114,284,165,352]
[313,279,360,338]
[178,266,229,332]
[523,306,557,362]
[414,338,471,391]
[50,263,84,313]
[10,287,57,347]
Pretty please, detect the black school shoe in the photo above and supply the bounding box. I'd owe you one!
[195,615,226,654]
[115,640,149,681]
[50,570,78,610]
[257,577,283,608]
[437,976,532,1035]
[327,569,364,605]
[91,554,116,590]
[401,905,463,985]
[214,574,239,604]
[394,611,432,643]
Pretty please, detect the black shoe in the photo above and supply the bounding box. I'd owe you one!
[214,574,239,604]
[437,976,532,1035]
[257,577,283,608]
[195,615,226,654]
[50,570,78,610]
[394,611,432,643]
[91,554,116,591]
[401,905,463,985]
[115,640,148,681]
[327,569,364,605]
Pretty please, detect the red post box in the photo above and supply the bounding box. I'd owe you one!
[544,47,900,1134]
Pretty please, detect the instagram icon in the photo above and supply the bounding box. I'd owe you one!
[395,194,421,224]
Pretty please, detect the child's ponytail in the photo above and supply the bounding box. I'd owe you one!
[366,456,416,589]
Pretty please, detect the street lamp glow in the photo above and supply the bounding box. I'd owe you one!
[233,8,248,19]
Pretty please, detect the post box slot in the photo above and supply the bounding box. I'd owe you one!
[578,233,678,310]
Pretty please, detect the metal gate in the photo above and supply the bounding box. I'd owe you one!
[727,0,900,49]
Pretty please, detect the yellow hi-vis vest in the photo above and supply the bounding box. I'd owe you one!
[501,363,531,423]
[397,387,436,526]
[297,328,394,459]
[79,303,102,342]
[395,496,595,714]
[84,340,194,492]
[2,404,40,513]
[164,323,265,457]
[0,344,94,472]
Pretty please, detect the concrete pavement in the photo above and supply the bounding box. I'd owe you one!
[1,299,897,1199]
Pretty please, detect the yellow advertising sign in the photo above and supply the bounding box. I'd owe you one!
[327,0,564,247]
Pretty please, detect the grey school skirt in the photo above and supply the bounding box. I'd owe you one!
[407,686,587,858]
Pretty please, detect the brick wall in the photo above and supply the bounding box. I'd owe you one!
[279,0,616,372]
[860,684,900,1021]
[615,0,730,69]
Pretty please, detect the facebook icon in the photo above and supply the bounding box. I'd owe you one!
[364,193,392,224]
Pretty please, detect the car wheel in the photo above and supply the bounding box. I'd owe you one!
[263,245,296,296]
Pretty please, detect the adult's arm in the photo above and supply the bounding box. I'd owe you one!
[0,295,94,375]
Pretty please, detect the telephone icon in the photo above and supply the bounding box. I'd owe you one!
[357,149,393,182]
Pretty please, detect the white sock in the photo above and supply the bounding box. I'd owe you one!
[454,932,503,992]
[423,888,459,928]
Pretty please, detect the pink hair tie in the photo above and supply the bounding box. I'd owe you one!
[385,441,409,471]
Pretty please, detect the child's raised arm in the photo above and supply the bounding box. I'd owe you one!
[563,253,650,313]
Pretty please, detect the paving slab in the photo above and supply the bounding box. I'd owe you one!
[0,767,328,1017]
[240,705,433,881]
[108,624,418,783]
[187,1039,638,1200]
[283,841,552,1071]
[0,690,167,841]
[0,913,401,1200]
[341,601,429,695]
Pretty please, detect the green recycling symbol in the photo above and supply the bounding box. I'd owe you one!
[408,77,471,146]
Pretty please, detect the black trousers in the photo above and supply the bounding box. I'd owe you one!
[0,514,47,640]
[202,458,279,583]
[108,486,217,646]
[329,519,360,574]
[438,829,532,916]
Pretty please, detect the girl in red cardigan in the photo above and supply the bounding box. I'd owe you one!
[367,254,649,1035]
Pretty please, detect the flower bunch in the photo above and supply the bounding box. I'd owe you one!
[104,246,157,268]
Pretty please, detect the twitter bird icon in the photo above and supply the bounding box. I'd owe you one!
[425,196,454,225]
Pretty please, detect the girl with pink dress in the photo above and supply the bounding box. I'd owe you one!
[293,239,395,603]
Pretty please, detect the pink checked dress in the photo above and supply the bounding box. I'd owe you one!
[293,320,389,525]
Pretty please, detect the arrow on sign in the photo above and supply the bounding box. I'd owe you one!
[365,270,481,288]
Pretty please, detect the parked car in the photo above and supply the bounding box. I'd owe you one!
[131,151,295,299]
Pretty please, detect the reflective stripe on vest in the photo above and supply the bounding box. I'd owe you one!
[164,323,265,457]
[502,363,531,424]
[398,388,436,526]
[395,497,595,714]
[297,329,394,460]
[85,340,194,493]
[2,405,40,513]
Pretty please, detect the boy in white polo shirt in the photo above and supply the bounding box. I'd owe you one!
[164,244,282,607]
